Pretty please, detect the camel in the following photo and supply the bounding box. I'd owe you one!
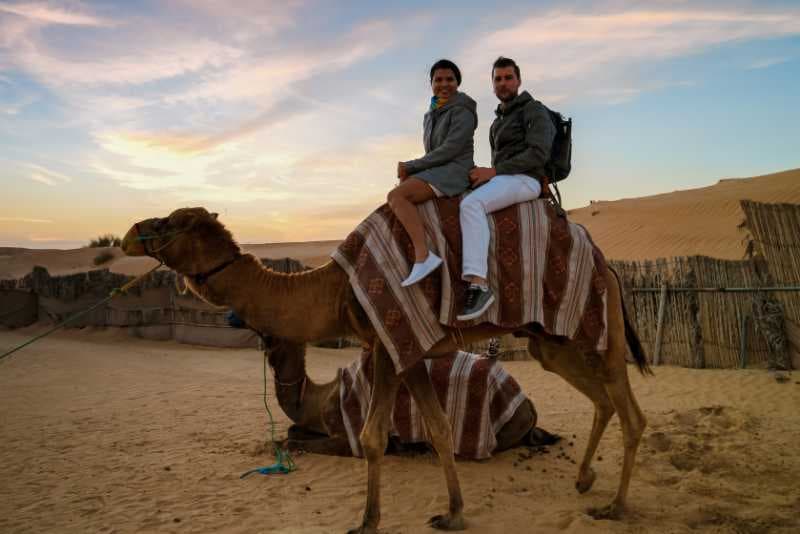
[261,335,557,457]
[122,207,649,534]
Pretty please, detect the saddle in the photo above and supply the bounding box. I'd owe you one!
[331,197,608,373]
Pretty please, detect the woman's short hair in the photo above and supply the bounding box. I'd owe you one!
[430,59,462,85]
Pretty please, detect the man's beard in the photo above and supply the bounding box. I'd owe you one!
[498,90,518,103]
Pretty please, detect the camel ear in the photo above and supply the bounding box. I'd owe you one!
[210,212,219,220]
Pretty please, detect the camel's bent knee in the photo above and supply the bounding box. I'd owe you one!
[359,429,387,461]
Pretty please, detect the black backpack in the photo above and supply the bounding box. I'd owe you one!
[545,108,572,184]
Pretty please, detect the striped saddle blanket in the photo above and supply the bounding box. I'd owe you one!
[336,349,528,460]
[331,197,609,374]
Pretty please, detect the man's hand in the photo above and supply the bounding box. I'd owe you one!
[469,167,496,187]
[397,162,409,181]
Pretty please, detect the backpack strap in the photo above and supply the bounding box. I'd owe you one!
[539,175,566,218]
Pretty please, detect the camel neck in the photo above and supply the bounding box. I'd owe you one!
[270,351,338,434]
[202,255,350,342]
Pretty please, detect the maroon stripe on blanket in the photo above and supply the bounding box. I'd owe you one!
[429,358,453,409]
[337,228,366,266]
[490,370,523,424]
[376,204,415,267]
[578,246,609,348]
[459,357,492,459]
[542,203,573,332]
[491,204,524,325]
[576,225,609,348]
[435,196,466,318]
[352,242,427,371]
[375,204,444,313]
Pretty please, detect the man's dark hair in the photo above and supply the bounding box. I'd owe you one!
[492,56,521,81]
[430,59,462,85]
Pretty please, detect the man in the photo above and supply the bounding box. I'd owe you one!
[457,57,556,321]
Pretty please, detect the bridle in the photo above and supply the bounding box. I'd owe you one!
[134,222,185,263]
[134,221,242,286]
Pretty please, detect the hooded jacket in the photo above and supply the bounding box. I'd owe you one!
[490,90,555,180]
[402,91,478,196]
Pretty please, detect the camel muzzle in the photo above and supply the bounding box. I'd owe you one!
[121,224,147,256]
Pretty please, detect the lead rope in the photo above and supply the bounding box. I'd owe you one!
[0,260,164,363]
[239,352,296,478]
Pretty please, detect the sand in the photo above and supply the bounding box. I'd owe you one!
[567,168,800,261]
[1,328,798,533]
[0,240,342,280]
[2,168,798,281]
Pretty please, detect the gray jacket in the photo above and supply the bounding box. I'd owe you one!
[491,91,555,180]
[402,91,478,196]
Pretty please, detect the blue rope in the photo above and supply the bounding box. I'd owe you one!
[239,349,296,478]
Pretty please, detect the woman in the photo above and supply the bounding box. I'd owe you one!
[389,59,478,287]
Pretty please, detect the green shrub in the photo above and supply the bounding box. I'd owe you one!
[88,234,122,248]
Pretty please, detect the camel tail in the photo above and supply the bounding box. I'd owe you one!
[609,266,653,376]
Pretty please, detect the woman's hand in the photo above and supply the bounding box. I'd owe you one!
[469,167,496,188]
[397,162,409,181]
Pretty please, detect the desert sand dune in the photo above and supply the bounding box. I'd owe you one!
[568,168,800,261]
[0,240,342,280]
[2,169,798,281]
[0,328,797,533]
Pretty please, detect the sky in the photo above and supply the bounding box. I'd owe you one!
[1,0,799,249]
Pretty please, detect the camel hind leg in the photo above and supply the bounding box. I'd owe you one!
[529,268,647,519]
[592,265,648,519]
[529,338,615,495]
[591,355,646,519]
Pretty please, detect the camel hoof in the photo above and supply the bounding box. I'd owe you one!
[588,502,624,520]
[346,527,376,534]
[575,467,596,494]
[427,514,466,531]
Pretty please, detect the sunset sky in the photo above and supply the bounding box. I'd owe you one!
[1,0,799,248]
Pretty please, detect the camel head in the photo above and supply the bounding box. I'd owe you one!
[121,207,241,277]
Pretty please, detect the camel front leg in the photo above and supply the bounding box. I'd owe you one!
[348,344,401,534]
[402,361,465,531]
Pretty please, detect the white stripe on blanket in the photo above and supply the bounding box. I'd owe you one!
[339,350,527,460]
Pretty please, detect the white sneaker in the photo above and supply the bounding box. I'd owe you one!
[401,253,442,287]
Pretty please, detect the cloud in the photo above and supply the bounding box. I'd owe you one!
[25,163,73,186]
[123,95,307,154]
[748,56,791,69]
[0,216,52,223]
[461,6,800,102]
[588,80,696,105]
[0,93,36,115]
[170,18,401,106]
[7,34,243,87]
[0,1,113,27]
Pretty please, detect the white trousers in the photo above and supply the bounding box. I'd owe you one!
[460,174,542,280]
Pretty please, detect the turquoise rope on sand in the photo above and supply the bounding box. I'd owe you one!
[240,352,296,478]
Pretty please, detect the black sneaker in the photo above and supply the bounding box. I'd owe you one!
[457,285,495,321]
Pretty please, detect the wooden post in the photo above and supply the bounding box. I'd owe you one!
[739,312,749,368]
[653,282,669,366]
